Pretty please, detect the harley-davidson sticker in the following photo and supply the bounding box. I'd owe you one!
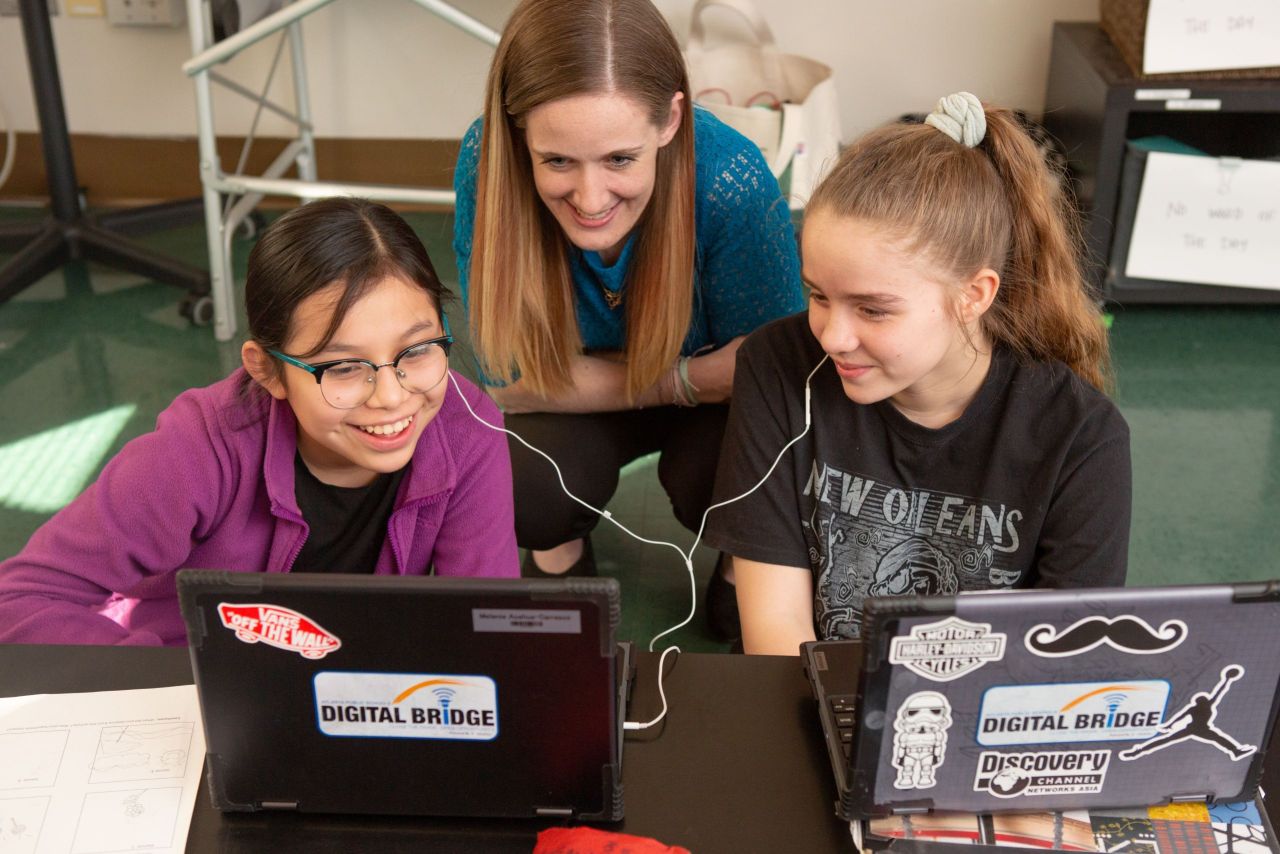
[217,603,341,659]
[889,617,1007,682]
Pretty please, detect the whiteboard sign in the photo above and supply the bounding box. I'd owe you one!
[1125,152,1280,291]
[1143,0,1280,74]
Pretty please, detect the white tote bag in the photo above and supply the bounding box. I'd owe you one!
[683,0,842,209]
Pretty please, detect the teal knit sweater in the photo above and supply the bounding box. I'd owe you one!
[452,107,804,380]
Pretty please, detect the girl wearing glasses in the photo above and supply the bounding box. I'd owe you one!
[455,0,803,639]
[0,198,519,646]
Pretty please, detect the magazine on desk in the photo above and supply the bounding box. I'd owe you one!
[859,796,1277,854]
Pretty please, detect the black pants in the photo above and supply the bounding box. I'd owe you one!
[506,405,730,550]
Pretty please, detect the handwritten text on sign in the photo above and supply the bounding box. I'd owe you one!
[1144,0,1280,74]
[1126,152,1280,291]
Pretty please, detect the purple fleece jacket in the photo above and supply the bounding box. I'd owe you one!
[0,369,519,646]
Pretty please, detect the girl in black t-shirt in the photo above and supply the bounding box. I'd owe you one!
[705,93,1130,654]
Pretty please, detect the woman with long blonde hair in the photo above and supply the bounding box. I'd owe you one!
[454,0,803,639]
[705,94,1131,654]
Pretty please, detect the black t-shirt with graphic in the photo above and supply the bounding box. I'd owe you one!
[705,313,1131,640]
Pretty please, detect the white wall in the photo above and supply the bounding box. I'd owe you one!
[0,0,1097,142]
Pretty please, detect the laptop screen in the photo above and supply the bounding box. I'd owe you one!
[848,583,1280,816]
[178,570,627,820]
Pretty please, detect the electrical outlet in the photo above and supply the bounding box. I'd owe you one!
[105,0,183,26]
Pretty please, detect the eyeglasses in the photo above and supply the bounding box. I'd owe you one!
[270,330,453,410]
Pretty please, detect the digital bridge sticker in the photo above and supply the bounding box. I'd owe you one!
[216,603,342,659]
[977,679,1171,746]
[313,672,499,741]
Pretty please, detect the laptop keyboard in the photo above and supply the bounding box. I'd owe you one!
[828,694,857,757]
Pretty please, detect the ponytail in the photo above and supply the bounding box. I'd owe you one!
[980,108,1112,392]
[808,102,1113,393]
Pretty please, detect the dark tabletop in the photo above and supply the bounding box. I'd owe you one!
[0,644,853,853]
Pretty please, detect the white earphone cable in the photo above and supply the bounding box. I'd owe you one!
[446,353,829,729]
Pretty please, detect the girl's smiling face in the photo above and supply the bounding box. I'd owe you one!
[524,91,682,265]
[253,275,448,487]
[802,210,998,426]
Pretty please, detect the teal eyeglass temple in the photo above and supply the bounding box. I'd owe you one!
[268,313,453,380]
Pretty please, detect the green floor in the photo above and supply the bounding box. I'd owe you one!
[1,206,1278,652]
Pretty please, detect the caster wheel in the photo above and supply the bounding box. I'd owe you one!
[181,295,215,327]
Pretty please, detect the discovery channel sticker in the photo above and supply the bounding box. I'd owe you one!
[889,617,1007,682]
[217,602,341,659]
[973,749,1113,798]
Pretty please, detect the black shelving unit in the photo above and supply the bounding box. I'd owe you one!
[1041,22,1280,304]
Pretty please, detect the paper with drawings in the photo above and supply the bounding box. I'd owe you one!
[1124,152,1280,291]
[0,685,204,854]
[1143,0,1280,74]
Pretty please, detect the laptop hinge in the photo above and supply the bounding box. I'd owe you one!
[1232,580,1280,601]
[259,801,299,811]
[1170,794,1210,803]
[891,806,932,815]
[535,807,574,817]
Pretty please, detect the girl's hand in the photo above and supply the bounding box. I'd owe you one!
[687,336,746,404]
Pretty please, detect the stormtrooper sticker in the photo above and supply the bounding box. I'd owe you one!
[889,617,1007,682]
[892,691,953,789]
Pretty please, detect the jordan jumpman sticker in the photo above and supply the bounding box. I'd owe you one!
[1119,665,1256,762]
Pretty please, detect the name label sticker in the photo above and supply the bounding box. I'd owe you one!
[1136,88,1192,100]
[1166,98,1223,111]
[977,680,1170,746]
[472,609,582,634]
[314,672,498,740]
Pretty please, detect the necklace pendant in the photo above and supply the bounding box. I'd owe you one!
[603,289,622,310]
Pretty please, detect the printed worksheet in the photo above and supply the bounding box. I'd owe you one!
[0,686,204,854]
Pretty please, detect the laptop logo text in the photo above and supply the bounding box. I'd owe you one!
[978,680,1170,746]
[1025,615,1188,657]
[314,672,499,741]
[974,749,1112,797]
[889,617,1007,682]
[217,603,341,659]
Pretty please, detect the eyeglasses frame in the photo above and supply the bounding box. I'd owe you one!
[267,316,454,406]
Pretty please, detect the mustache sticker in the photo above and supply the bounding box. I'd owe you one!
[1025,615,1188,657]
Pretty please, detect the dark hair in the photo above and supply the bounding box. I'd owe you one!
[244,198,447,383]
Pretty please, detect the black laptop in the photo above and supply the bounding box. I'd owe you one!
[177,570,632,820]
[801,581,1280,819]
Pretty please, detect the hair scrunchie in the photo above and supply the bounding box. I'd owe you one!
[924,92,986,148]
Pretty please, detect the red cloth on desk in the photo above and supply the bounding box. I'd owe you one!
[534,827,691,854]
